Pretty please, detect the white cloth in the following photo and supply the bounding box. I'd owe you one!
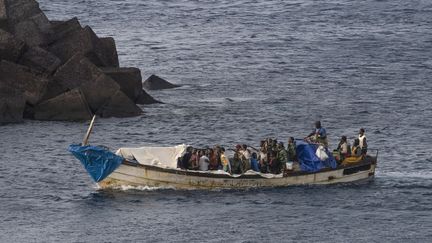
[340,142,348,154]
[199,156,209,171]
[359,134,366,149]
[116,144,187,168]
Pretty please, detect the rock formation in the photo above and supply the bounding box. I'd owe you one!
[143,74,180,90]
[0,0,161,124]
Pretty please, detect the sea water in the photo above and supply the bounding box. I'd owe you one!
[1,0,431,241]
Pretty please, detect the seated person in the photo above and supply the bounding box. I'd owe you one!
[209,148,219,170]
[269,151,281,174]
[199,150,210,171]
[336,136,350,162]
[179,146,193,169]
[351,138,362,157]
[220,147,230,172]
[250,152,260,172]
[188,149,199,170]
[287,137,297,162]
[306,121,328,147]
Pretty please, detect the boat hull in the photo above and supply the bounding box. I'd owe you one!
[98,158,377,190]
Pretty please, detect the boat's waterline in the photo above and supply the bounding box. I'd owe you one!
[98,160,377,190]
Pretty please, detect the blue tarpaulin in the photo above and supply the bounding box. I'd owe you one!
[295,140,337,172]
[68,144,124,182]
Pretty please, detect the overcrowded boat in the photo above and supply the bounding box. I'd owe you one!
[68,117,378,190]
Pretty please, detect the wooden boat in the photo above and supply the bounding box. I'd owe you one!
[69,116,378,190]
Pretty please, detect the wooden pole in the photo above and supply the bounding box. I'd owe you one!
[82,115,96,146]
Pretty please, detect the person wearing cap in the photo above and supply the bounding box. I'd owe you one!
[306,121,328,147]
[358,128,368,155]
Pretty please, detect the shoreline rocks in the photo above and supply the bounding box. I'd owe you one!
[143,74,180,90]
[0,0,166,125]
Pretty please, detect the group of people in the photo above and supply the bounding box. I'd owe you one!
[177,137,297,175]
[177,121,368,174]
[335,128,368,162]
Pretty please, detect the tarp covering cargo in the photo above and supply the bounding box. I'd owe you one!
[295,140,337,172]
[116,144,187,168]
[68,144,124,182]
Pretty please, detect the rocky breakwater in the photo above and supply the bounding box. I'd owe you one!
[0,0,169,124]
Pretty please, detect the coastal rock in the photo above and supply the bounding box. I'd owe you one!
[143,74,180,90]
[5,0,53,46]
[48,26,117,67]
[18,46,61,75]
[0,1,9,31]
[0,29,26,62]
[96,90,142,118]
[34,88,93,121]
[0,60,49,105]
[101,67,142,101]
[53,54,120,112]
[50,17,81,42]
[100,37,119,68]
[135,90,162,104]
[0,85,25,124]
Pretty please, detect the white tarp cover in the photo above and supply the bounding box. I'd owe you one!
[116,144,187,168]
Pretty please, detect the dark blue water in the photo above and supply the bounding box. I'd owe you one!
[1,0,432,241]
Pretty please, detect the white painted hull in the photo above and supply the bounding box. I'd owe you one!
[98,159,377,190]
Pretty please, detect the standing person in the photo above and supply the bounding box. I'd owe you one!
[277,142,288,172]
[287,137,296,162]
[358,128,368,155]
[220,147,230,172]
[306,121,328,147]
[231,144,243,174]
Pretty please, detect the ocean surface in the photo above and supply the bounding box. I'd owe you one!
[1,0,432,242]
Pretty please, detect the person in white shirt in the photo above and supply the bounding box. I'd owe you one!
[358,128,368,155]
[199,150,210,171]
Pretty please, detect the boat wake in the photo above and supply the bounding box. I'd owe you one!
[94,184,176,191]
[377,171,432,180]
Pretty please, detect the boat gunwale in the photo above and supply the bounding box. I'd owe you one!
[121,155,377,179]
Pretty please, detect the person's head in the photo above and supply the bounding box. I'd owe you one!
[272,139,277,146]
[359,128,365,135]
[353,138,360,146]
[220,147,225,153]
[242,144,248,150]
[315,121,321,129]
[260,140,265,147]
[192,148,197,154]
[186,146,193,153]
[235,144,241,151]
[278,142,284,149]
[341,136,347,142]
[288,137,295,144]
[252,152,257,159]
